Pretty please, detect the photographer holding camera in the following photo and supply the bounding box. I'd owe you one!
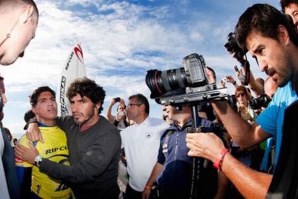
[143,104,218,199]
[186,3,298,198]
[107,97,129,131]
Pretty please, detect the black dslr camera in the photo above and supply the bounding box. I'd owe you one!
[224,32,247,65]
[145,53,228,106]
[249,94,271,110]
[224,32,250,85]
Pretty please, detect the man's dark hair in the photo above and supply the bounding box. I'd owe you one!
[280,0,298,12]
[30,86,55,107]
[129,93,150,114]
[235,4,298,52]
[67,77,106,114]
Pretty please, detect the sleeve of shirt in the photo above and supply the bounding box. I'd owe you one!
[39,127,121,183]
[157,132,166,165]
[256,96,278,136]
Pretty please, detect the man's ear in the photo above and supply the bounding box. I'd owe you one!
[277,25,290,45]
[19,5,34,24]
[95,103,101,111]
[31,107,37,115]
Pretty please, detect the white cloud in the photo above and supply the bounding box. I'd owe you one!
[2,0,279,137]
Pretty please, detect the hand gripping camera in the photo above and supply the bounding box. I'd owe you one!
[145,53,228,106]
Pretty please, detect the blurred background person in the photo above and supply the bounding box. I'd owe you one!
[107,97,129,131]
[120,94,169,199]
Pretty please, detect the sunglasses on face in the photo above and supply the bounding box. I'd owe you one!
[236,93,246,98]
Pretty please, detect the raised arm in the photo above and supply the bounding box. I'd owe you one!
[211,101,269,148]
[106,98,117,122]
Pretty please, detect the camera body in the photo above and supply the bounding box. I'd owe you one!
[118,111,126,117]
[114,97,121,102]
[224,33,247,64]
[145,53,228,106]
[249,94,271,109]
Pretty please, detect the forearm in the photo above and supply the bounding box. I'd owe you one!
[211,101,258,148]
[145,163,163,188]
[222,153,272,199]
[39,158,95,183]
[248,71,264,96]
[106,105,114,122]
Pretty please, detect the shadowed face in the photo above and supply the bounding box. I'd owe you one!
[284,3,298,32]
[246,29,293,87]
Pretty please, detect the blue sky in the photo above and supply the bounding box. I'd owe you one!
[1,0,280,138]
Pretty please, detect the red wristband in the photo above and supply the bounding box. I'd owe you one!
[213,148,229,171]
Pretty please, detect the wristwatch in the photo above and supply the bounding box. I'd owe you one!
[34,155,43,167]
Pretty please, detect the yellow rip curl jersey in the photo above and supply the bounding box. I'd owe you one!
[17,126,71,199]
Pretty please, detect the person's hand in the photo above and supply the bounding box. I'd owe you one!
[119,98,126,106]
[110,98,117,106]
[15,142,39,164]
[115,111,126,121]
[220,79,226,88]
[226,76,236,84]
[142,187,152,199]
[236,68,245,84]
[205,67,216,84]
[26,122,43,143]
[186,132,226,162]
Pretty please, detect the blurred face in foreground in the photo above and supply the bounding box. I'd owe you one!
[0,5,38,65]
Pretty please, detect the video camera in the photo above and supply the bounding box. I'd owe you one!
[145,53,228,106]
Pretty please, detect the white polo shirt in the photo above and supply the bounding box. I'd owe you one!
[121,116,169,191]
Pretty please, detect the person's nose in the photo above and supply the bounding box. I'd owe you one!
[19,51,25,58]
[258,59,268,73]
[291,15,298,27]
[70,103,78,112]
[2,93,7,104]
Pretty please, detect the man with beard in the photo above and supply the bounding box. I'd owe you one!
[186,4,298,199]
[281,0,298,32]
[16,77,121,199]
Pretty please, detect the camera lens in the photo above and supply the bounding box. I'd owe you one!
[145,68,187,99]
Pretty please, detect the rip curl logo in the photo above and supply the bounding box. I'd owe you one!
[145,133,152,139]
[74,44,83,63]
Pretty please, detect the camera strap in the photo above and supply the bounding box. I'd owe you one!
[243,60,250,85]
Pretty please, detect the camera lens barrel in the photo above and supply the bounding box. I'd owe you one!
[145,68,188,99]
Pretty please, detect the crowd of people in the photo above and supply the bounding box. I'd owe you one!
[1,0,298,199]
